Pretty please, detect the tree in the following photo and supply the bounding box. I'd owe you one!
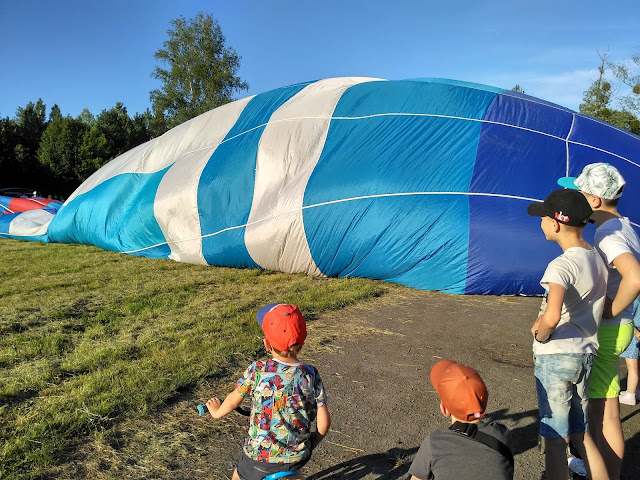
[0,117,19,185]
[130,111,154,147]
[603,109,640,135]
[94,102,136,161]
[92,103,152,162]
[512,85,525,94]
[10,100,48,190]
[14,99,47,168]
[579,50,612,120]
[150,12,249,131]
[49,104,63,123]
[580,49,640,135]
[77,108,96,127]
[147,106,167,139]
[611,50,640,116]
[37,115,89,185]
[78,125,109,180]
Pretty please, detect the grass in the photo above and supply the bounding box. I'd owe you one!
[0,238,390,479]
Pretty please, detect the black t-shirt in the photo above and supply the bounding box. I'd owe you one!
[408,421,514,480]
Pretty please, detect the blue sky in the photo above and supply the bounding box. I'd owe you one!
[1,0,638,119]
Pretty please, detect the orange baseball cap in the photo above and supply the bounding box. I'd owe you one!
[430,360,488,421]
[256,303,307,351]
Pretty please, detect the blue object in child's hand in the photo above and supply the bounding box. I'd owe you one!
[263,472,299,480]
[197,404,206,416]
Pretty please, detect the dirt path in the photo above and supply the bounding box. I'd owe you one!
[51,290,640,479]
[293,290,639,479]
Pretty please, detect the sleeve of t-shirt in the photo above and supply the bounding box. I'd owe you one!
[313,367,328,408]
[488,421,514,452]
[595,227,629,266]
[540,256,576,291]
[407,434,433,479]
[235,362,257,398]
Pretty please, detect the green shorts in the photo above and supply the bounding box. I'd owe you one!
[589,323,634,399]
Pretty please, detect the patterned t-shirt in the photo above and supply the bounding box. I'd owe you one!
[236,358,327,463]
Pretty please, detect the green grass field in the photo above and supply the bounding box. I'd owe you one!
[0,238,389,479]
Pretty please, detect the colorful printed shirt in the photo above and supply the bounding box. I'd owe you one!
[236,358,327,463]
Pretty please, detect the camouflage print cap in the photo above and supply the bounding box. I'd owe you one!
[557,163,625,200]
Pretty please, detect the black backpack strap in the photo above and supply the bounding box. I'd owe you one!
[449,422,514,468]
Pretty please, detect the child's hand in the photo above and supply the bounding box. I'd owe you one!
[530,318,540,337]
[634,328,640,341]
[205,397,223,418]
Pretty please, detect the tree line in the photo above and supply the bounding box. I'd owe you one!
[1,12,638,198]
[0,102,156,197]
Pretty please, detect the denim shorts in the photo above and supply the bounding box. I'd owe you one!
[534,353,594,439]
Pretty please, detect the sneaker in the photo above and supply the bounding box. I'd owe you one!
[568,456,588,477]
[619,391,637,405]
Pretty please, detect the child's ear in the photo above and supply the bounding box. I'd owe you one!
[551,218,560,233]
[263,338,272,352]
[587,194,602,209]
[593,195,602,209]
[440,401,451,417]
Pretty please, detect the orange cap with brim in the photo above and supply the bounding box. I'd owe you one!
[256,303,307,351]
[430,360,488,421]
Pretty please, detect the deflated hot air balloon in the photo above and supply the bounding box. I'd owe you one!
[2,77,639,294]
[0,195,62,215]
[0,195,63,242]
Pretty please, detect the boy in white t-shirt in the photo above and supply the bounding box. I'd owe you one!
[558,162,640,479]
[527,189,609,480]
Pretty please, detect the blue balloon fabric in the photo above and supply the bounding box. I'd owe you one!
[2,77,639,295]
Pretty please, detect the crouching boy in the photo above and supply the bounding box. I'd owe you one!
[408,360,514,480]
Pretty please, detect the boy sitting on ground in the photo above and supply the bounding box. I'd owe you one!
[527,188,609,480]
[205,303,331,480]
[408,359,514,480]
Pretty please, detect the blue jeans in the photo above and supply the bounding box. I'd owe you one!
[534,353,594,439]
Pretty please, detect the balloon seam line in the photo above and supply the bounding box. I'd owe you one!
[119,192,546,254]
[566,114,576,176]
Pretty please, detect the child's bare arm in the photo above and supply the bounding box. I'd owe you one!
[532,282,565,342]
[316,405,331,435]
[606,252,640,318]
[309,405,331,449]
[205,389,244,419]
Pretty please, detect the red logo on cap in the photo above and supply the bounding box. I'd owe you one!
[555,211,569,223]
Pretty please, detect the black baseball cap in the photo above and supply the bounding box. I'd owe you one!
[527,189,592,227]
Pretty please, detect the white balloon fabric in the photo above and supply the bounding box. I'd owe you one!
[2,77,639,294]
